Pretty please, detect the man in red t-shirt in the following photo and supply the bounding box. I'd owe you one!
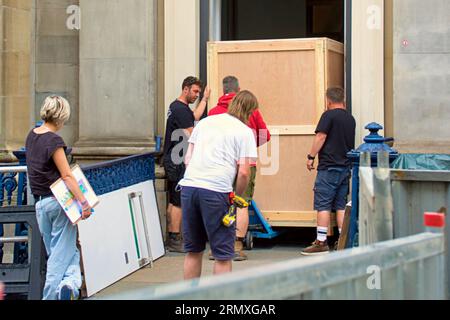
[208,76,271,261]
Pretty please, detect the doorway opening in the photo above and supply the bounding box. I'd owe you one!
[221,0,344,42]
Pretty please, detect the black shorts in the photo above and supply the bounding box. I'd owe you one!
[164,158,186,207]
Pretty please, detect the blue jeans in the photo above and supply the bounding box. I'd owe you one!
[35,197,81,300]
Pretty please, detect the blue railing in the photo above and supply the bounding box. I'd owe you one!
[82,152,156,196]
[0,165,29,264]
[1,151,158,263]
[0,166,27,207]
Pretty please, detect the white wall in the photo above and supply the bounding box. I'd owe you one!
[164,0,200,118]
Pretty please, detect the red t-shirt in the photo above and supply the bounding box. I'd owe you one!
[208,93,271,147]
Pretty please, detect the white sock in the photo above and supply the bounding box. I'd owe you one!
[317,227,328,242]
[339,228,342,235]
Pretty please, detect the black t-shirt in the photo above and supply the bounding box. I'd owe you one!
[315,109,356,170]
[163,100,195,164]
[25,130,67,196]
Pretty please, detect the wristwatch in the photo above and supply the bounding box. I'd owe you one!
[307,154,316,161]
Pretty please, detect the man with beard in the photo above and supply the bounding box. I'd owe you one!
[163,76,211,252]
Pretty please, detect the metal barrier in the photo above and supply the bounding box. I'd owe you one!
[358,167,450,296]
[391,169,450,296]
[96,233,446,300]
[0,166,30,265]
[0,206,46,300]
[358,152,394,246]
[0,166,28,207]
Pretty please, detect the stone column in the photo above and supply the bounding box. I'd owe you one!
[74,0,157,161]
[352,0,385,146]
[0,0,34,162]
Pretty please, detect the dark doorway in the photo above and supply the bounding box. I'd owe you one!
[221,0,344,42]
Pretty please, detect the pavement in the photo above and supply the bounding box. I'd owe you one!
[92,229,322,299]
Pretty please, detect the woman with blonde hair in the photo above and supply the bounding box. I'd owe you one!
[25,96,92,300]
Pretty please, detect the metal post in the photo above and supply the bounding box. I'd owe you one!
[346,123,399,248]
[349,152,371,247]
[358,153,372,246]
[137,193,153,268]
[424,212,447,298]
[128,192,153,268]
[210,0,222,41]
[346,165,359,248]
[373,152,394,242]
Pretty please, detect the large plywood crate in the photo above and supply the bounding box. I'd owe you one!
[207,38,344,227]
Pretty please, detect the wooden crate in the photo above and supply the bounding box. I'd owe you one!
[207,38,344,227]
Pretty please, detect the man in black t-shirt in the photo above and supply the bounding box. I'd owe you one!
[301,87,356,256]
[163,76,210,252]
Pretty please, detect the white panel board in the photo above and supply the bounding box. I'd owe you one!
[78,181,165,297]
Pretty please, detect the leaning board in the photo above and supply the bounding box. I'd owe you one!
[77,181,165,297]
[207,38,344,227]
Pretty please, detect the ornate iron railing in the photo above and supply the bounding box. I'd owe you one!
[0,166,28,264]
[0,166,28,207]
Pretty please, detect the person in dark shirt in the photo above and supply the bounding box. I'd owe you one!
[163,76,210,252]
[25,96,93,299]
[301,87,356,256]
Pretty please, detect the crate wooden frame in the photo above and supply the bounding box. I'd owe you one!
[207,38,344,227]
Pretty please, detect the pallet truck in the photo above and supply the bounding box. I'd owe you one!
[244,200,285,250]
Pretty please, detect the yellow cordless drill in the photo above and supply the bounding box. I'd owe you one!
[222,193,249,227]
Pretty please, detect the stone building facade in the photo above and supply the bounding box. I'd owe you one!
[1,0,449,163]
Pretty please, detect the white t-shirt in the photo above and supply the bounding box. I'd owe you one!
[179,114,258,193]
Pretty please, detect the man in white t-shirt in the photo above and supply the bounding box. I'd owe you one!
[179,90,259,279]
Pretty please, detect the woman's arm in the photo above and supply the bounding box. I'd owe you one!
[53,148,92,219]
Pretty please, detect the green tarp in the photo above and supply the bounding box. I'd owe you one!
[392,154,450,171]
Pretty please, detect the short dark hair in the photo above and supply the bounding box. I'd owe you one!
[326,87,345,104]
[182,76,203,90]
[223,76,239,94]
